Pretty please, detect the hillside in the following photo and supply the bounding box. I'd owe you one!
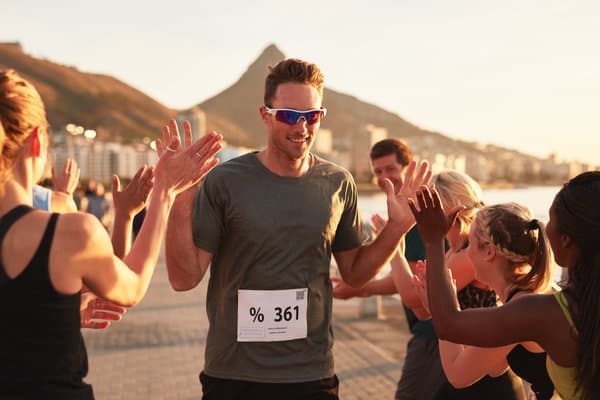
[0,43,174,141]
[199,44,441,148]
[0,41,500,152]
[1,41,553,183]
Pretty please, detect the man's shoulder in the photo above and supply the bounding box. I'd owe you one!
[208,152,258,177]
[312,154,353,177]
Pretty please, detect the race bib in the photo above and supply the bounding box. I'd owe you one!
[237,288,308,342]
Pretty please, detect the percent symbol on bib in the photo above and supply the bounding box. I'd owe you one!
[249,307,265,322]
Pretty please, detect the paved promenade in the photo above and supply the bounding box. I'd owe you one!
[83,249,411,400]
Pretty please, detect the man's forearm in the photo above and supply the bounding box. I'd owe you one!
[165,189,200,290]
[345,220,407,287]
[363,274,397,296]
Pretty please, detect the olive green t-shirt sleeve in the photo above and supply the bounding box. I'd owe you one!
[192,171,224,254]
[331,174,368,252]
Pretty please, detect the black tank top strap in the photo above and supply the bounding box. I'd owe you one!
[506,287,522,303]
[24,212,60,286]
[36,212,60,260]
[0,205,35,285]
[0,205,34,238]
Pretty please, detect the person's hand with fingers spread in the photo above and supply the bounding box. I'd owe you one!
[382,160,433,236]
[52,158,80,196]
[370,213,386,238]
[409,186,465,328]
[112,166,154,218]
[80,292,126,329]
[408,186,464,245]
[154,119,222,197]
[412,260,430,314]
[111,165,155,259]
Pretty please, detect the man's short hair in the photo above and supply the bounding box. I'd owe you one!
[264,58,324,106]
[370,138,413,167]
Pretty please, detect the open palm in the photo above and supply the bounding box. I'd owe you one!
[154,119,222,196]
[382,160,432,235]
[409,186,464,244]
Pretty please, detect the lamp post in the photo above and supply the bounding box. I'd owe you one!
[84,129,97,180]
[65,123,84,160]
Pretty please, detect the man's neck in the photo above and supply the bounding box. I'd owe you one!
[257,150,312,177]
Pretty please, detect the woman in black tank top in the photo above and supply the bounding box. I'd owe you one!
[0,69,222,398]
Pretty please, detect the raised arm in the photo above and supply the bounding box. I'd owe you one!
[111,165,153,259]
[439,341,513,388]
[365,212,426,317]
[409,187,562,350]
[50,158,80,212]
[166,187,213,291]
[52,158,80,196]
[335,161,432,288]
[57,126,222,307]
[159,120,214,291]
[332,213,400,300]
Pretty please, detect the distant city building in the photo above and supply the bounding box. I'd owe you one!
[351,125,388,182]
[430,153,466,175]
[462,154,490,183]
[313,128,333,156]
[52,127,158,184]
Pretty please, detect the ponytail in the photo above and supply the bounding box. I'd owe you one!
[0,69,48,187]
[514,218,552,293]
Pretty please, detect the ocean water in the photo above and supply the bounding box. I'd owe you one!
[358,185,566,284]
[358,186,560,223]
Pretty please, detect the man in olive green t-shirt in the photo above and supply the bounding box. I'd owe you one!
[165,58,430,400]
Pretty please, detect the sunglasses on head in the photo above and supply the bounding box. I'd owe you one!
[264,106,327,125]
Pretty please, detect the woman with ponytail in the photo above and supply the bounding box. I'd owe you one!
[416,203,556,398]
[411,171,600,400]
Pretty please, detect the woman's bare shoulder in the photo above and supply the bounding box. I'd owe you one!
[54,211,110,246]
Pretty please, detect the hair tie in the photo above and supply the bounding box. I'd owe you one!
[528,219,539,230]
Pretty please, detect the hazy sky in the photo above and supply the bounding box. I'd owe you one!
[4,0,599,164]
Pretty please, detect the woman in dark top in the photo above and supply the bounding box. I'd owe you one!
[0,69,222,398]
[381,170,525,399]
[415,202,556,399]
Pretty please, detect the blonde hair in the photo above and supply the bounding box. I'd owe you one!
[0,119,4,157]
[473,203,553,293]
[432,170,483,236]
[0,69,48,185]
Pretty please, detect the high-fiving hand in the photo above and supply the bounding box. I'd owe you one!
[380,160,432,234]
[112,165,154,217]
[153,119,222,196]
[80,292,126,329]
[52,158,80,196]
[408,186,464,245]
